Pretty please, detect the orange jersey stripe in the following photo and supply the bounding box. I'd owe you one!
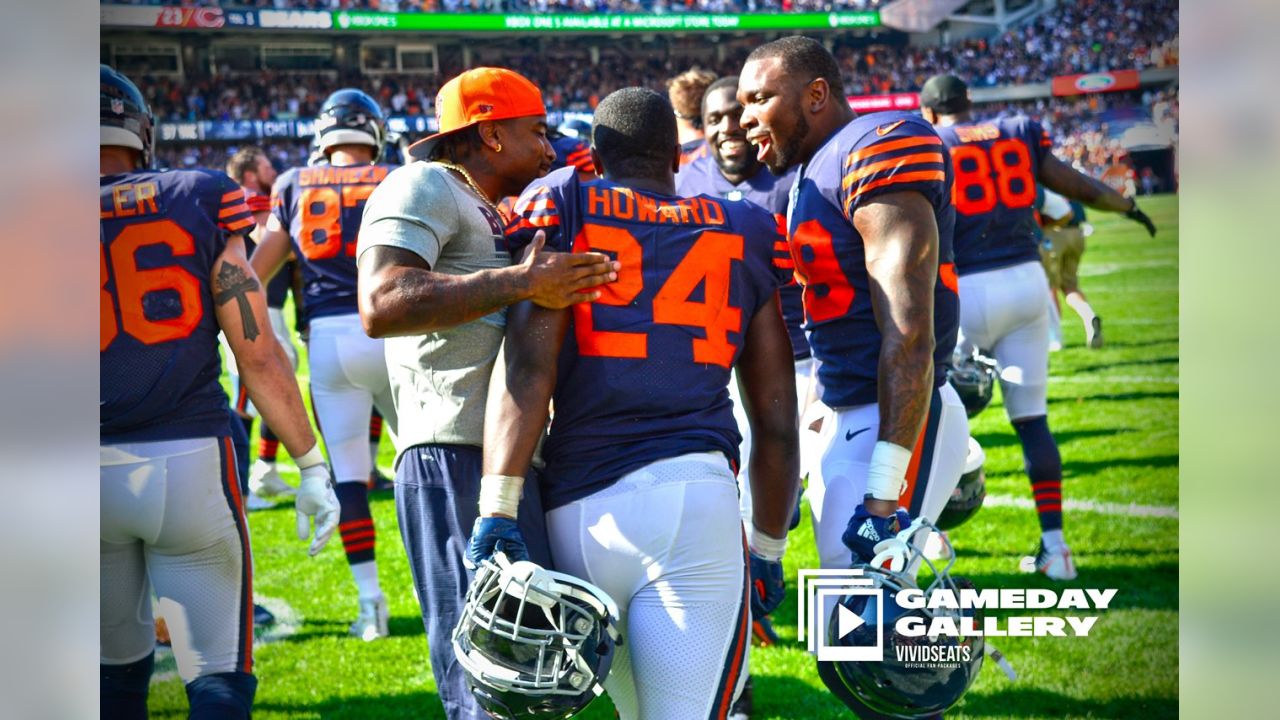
[219,202,252,218]
[221,216,254,233]
[222,190,245,203]
[844,170,946,213]
[841,151,945,190]
[846,135,942,165]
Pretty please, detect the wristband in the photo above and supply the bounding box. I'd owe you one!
[292,444,326,470]
[749,525,787,562]
[866,441,913,502]
[479,474,524,518]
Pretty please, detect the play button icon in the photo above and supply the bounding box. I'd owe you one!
[837,604,865,639]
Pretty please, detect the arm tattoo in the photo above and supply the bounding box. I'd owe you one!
[215,262,261,341]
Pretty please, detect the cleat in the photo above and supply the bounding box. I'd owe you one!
[922,529,950,561]
[752,616,779,647]
[1019,541,1078,581]
[249,460,296,498]
[368,468,394,492]
[155,616,171,647]
[350,595,389,641]
[253,603,276,627]
[1086,316,1104,349]
[728,675,752,720]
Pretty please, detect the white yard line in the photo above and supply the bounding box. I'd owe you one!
[984,493,1179,518]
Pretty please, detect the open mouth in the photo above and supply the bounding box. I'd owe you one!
[748,133,773,163]
[719,138,749,158]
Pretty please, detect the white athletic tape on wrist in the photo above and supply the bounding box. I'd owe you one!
[749,526,787,562]
[866,441,913,501]
[293,444,326,471]
[479,474,524,518]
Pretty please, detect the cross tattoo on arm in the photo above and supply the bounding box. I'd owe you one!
[215,262,262,341]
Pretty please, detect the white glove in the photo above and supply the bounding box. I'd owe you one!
[296,463,340,556]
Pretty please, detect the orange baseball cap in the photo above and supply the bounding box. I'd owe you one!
[408,67,546,159]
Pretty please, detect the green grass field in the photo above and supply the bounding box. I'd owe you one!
[149,194,1178,718]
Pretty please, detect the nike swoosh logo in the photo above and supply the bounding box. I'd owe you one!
[845,427,871,442]
[876,120,905,136]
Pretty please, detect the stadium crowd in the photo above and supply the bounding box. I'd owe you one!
[128,0,1176,122]
[107,0,884,13]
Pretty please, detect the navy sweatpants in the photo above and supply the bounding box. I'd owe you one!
[394,444,552,720]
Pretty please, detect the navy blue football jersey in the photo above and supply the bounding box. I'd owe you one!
[101,169,254,442]
[505,167,791,510]
[550,133,596,175]
[934,115,1052,275]
[788,112,959,408]
[270,163,394,321]
[676,154,809,359]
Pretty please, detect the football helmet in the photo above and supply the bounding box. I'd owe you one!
[453,553,621,720]
[936,437,987,531]
[100,65,154,168]
[314,89,386,161]
[947,351,997,418]
[822,520,986,719]
[557,118,593,141]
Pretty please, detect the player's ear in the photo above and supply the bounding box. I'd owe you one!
[808,77,831,114]
[921,107,937,125]
[589,147,604,178]
[478,121,502,154]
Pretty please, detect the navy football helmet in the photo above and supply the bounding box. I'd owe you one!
[314,88,386,161]
[821,520,986,719]
[948,351,997,418]
[937,437,987,531]
[100,65,154,168]
[452,553,621,720]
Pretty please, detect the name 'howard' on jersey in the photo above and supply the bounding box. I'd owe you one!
[101,169,254,442]
[787,111,959,409]
[270,163,396,321]
[505,167,792,510]
[934,115,1053,275]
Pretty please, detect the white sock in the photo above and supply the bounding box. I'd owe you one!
[1065,292,1096,326]
[1047,298,1063,344]
[369,442,380,471]
[1042,529,1066,552]
[350,561,382,600]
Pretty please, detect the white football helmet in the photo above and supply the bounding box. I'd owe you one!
[452,553,621,719]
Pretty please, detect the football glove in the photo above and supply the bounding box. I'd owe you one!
[748,551,786,618]
[296,464,340,556]
[841,504,911,566]
[466,516,529,568]
[1125,203,1156,237]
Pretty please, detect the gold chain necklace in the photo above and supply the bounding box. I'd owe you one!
[433,161,500,214]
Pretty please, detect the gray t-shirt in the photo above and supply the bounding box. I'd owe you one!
[357,161,513,458]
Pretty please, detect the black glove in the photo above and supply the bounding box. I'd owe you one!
[1126,203,1156,237]
[466,516,529,567]
[748,551,786,618]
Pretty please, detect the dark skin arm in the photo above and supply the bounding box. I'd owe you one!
[854,191,939,517]
[735,295,801,540]
[1039,153,1136,214]
[482,301,569,481]
[357,230,619,338]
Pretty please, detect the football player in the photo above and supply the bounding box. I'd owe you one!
[222,146,300,502]
[920,74,1156,580]
[475,87,800,720]
[100,65,338,719]
[739,37,969,565]
[738,36,971,716]
[250,89,399,640]
[356,67,619,720]
[668,67,716,167]
[1039,187,1104,349]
